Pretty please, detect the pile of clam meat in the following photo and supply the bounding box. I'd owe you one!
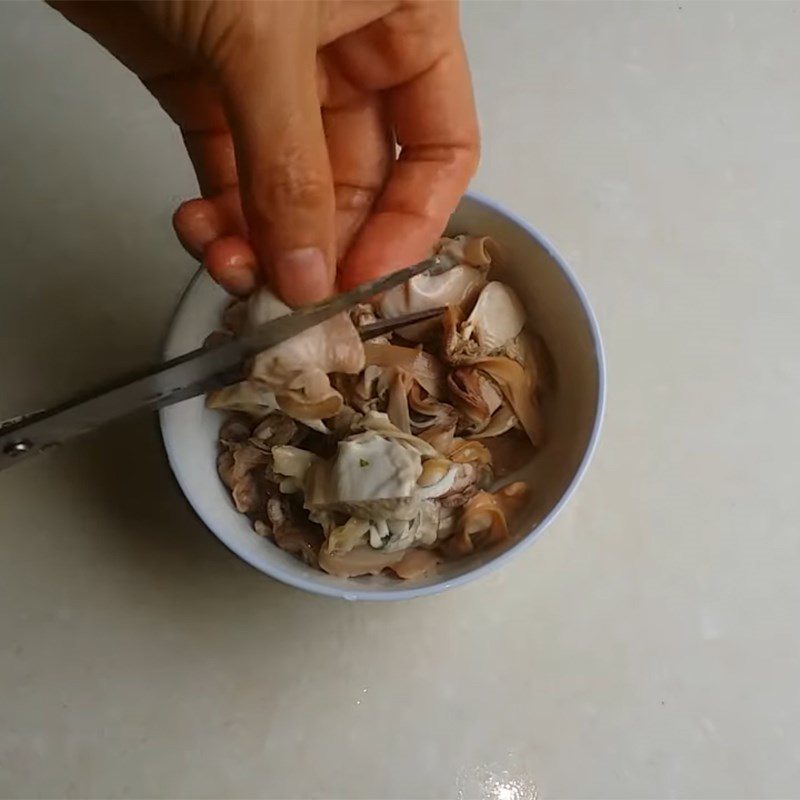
[207,236,545,580]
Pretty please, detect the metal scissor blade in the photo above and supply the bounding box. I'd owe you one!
[238,251,456,354]
[0,337,249,471]
[357,306,447,341]
[0,252,457,471]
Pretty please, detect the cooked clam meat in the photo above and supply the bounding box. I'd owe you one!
[208,235,549,580]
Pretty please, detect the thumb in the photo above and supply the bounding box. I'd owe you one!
[218,35,335,306]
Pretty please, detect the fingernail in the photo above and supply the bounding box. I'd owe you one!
[203,237,257,297]
[220,265,256,297]
[272,247,332,306]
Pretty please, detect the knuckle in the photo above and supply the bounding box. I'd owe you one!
[334,184,379,213]
[258,163,330,216]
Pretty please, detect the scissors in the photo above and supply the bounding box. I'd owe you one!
[0,252,457,472]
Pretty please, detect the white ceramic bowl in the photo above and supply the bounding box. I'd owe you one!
[160,192,605,600]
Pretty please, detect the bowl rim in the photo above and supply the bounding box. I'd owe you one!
[159,190,607,601]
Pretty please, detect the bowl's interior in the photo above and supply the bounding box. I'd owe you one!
[160,194,603,599]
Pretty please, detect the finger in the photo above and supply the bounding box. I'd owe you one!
[181,129,238,196]
[151,76,260,294]
[48,2,233,200]
[145,73,240,198]
[173,198,221,258]
[318,1,398,45]
[218,29,336,307]
[203,236,257,297]
[50,0,231,192]
[172,194,253,297]
[322,91,392,259]
[326,2,455,91]
[48,0,261,297]
[340,41,479,288]
[145,73,241,199]
[173,188,248,255]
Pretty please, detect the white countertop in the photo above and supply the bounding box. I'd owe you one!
[2,3,799,798]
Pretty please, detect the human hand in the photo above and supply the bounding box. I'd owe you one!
[51,0,479,305]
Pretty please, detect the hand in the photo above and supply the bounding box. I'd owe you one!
[51,1,479,305]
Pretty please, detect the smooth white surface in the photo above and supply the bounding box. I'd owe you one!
[160,194,604,600]
[2,2,800,798]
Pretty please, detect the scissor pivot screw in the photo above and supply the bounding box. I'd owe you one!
[4,440,33,456]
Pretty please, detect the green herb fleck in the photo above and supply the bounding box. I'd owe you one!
[359,458,369,468]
